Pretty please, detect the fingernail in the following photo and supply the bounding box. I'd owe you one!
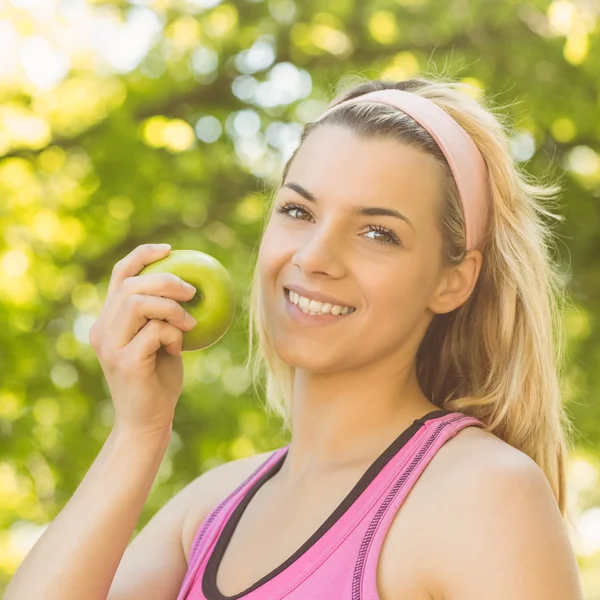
[155,243,171,251]
[185,282,196,293]
[185,313,197,327]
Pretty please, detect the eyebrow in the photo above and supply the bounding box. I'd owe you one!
[282,182,415,230]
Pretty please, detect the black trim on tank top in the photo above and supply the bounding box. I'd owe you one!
[202,408,451,600]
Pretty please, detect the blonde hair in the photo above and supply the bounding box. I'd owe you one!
[243,73,576,519]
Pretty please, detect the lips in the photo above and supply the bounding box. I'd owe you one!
[284,284,355,309]
[283,288,357,320]
[283,287,355,324]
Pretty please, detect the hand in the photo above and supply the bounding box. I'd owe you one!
[89,244,198,436]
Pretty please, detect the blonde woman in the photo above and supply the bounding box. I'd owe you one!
[6,76,584,600]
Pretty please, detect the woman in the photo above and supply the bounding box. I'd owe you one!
[6,77,583,600]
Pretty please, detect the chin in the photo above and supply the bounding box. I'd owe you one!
[273,343,337,373]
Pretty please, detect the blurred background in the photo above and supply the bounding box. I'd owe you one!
[0,0,599,596]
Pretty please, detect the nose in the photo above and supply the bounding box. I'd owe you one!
[292,223,347,278]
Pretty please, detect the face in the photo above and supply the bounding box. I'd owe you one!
[257,124,469,374]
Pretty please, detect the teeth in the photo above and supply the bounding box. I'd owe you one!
[287,289,354,316]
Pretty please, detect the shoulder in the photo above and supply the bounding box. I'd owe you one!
[190,449,276,494]
[434,423,557,516]
[434,424,559,522]
[418,426,583,599]
[181,449,277,563]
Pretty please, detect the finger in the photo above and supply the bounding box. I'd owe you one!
[111,294,197,349]
[101,272,196,337]
[106,243,172,301]
[125,272,197,302]
[125,318,185,361]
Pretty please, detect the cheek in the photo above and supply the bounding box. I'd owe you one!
[366,260,431,315]
[259,217,298,259]
[257,224,290,290]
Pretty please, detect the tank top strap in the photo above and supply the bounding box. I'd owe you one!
[285,411,475,558]
[177,447,288,600]
[357,411,486,599]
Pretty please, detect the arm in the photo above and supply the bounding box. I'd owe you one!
[5,425,171,600]
[434,456,583,600]
[107,451,273,599]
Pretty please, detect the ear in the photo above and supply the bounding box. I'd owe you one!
[428,249,483,315]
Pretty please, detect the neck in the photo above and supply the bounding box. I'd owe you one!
[277,360,439,486]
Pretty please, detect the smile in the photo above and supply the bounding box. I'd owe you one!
[283,287,356,326]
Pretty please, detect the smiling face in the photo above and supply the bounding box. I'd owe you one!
[257,124,455,373]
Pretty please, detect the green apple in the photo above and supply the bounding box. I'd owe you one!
[138,249,235,351]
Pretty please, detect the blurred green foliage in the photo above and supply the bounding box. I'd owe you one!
[1,0,599,596]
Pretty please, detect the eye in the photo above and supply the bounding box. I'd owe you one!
[274,201,312,221]
[364,225,402,246]
[274,201,403,247]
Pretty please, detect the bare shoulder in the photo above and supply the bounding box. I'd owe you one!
[180,450,275,564]
[418,426,583,599]
[432,422,530,469]
[433,423,555,500]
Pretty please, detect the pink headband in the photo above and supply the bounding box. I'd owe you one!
[315,89,489,251]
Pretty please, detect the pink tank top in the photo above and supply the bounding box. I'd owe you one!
[177,409,485,600]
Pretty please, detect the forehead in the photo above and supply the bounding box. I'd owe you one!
[285,125,443,216]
